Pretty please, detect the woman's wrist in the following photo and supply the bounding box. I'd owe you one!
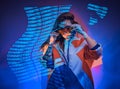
[82,32,88,39]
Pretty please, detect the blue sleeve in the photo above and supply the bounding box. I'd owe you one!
[42,44,54,69]
[90,43,101,50]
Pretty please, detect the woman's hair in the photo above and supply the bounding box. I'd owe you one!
[52,12,78,32]
[41,12,78,50]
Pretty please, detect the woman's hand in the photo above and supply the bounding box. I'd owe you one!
[49,32,59,44]
[71,24,88,38]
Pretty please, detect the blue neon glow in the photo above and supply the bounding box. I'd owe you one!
[7,5,72,84]
[87,3,108,25]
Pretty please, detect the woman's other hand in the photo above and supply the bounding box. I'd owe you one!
[49,32,59,44]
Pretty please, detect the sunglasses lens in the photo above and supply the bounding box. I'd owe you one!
[58,26,73,34]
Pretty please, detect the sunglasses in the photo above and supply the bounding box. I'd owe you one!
[58,26,73,35]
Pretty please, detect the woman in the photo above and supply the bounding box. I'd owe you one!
[41,12,102,89]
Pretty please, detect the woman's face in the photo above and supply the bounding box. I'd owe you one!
[58,20,72,40]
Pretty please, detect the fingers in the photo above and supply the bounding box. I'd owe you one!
[49,32,59,44]
[71,24,82,32]
[49,36,55,44]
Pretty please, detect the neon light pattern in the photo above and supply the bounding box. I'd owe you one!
[7,5,72,83]
[87,3,108,25]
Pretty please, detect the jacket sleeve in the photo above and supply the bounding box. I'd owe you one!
[42,44,54,69]
[72,33,102,60]
[52,46,65,68]
[84,43,102,60]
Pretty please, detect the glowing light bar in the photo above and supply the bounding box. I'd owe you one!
[7,5,72,83]
[87,3,108,25]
